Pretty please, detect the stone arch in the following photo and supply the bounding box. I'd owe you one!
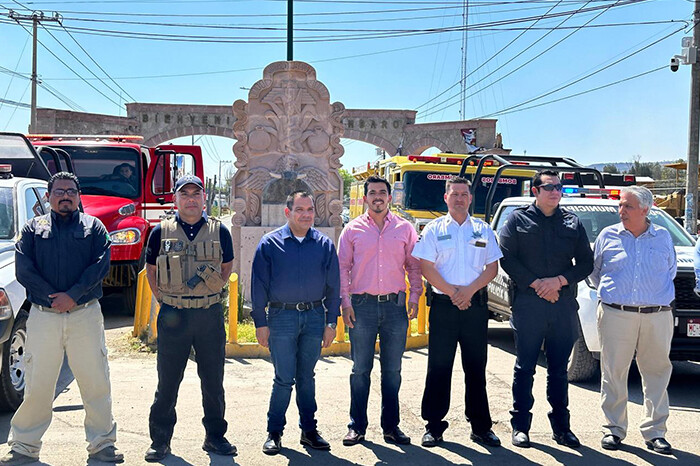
[144,125,236,146]
[342,129,397,156]
[406,136,450,155]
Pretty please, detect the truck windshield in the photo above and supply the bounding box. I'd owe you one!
[0,187,14,240]
[402,171,525,215]
[41,146,141,199]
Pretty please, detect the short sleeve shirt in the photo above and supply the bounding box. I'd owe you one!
[412,213,502,292]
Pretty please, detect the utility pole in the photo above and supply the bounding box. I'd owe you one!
[287,0,293,60]
[218,159,232,199]
[460,0,469,120]
[8,10,61,133]
[686,0,700,234]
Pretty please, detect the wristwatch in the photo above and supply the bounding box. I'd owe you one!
[326,322,337,330]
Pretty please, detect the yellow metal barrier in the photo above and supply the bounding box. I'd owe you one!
[133,271,430,357]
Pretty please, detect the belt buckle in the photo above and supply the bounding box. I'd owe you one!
[296,302,306,311]
[377,294,389,303]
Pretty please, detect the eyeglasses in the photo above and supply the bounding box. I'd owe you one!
[51,188,79,197]
[537,183,563,192]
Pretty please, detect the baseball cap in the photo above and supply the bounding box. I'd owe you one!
[174,174,204,192]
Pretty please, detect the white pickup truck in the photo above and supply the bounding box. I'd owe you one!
[0,133,53,410]
[488,196,699,382]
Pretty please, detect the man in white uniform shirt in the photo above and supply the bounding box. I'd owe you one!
[412,177,502,448]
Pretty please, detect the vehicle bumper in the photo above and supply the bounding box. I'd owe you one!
[102,260,140,288]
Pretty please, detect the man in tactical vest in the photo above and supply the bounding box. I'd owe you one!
[143,175,236,462]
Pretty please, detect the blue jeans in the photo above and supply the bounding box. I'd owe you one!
[348,294,408,434]
[510,293,579,434]
[266,306,325,433]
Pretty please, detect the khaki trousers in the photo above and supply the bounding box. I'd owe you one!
[8,301,117,458]
[597,303,673,441]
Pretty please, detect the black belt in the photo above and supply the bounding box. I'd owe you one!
[268,300,323,311]
[604,303,672,313]
[352,293,398,303]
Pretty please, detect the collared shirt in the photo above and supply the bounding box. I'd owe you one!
[145,212,233,265]
[411,213,502,293]
[591,221,676,306]
[499,203,593,295]
[338,210,422,308]
[694,240,700,292]
[251,224,341,328]
[15,210,111,307]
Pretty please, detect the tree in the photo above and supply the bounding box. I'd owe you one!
[339,168,354,200]
[602,164,619,174]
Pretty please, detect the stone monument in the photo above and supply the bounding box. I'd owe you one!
[230,61,345,297]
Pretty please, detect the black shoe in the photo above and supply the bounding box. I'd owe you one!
[601,434,622,451]
[384,427,411,445]
[202,437,237,456]
[263,432,282,455]
[553,430,580,448]
[512,430,531,448]
[421,431,443,448]
[144,444,170,462]
[470,430,501,447]
[343,429,365,446]
[300,430,331,450]
[645,437,672,455]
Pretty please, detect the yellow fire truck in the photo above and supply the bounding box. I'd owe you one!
[350,153,632,231]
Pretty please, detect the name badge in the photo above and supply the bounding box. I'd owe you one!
[474,240,487,248]
[437,234,452,241]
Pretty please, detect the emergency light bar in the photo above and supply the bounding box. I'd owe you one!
[408,155,464,165]
[27,134,144,142]
[562,187,621,198]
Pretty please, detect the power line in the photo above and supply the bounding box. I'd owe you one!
[473,25,686,119]
[58,22,137,101]
[11,19,124,107]
[418,0,606,117]
[0,1,661,43]
[0,35,28,114]
[38,22,130,104]
[481,64,666,117]
[2,81,29,130]
[418,0,565,112]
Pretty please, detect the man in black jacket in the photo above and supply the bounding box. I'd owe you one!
[1,172,122,465]
[499,170,593,449]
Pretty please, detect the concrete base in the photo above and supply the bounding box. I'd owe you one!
[234,225,341,301]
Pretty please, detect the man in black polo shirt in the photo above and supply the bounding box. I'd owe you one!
[143,175,236,462]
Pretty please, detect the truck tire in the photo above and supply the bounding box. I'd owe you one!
[567,332,599,383]
[0,310,28,411]
[123,248,147,315]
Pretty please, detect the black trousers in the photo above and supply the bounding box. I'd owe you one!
[510,293,579,434]
[148,302,228,445]
[421,294,492,436]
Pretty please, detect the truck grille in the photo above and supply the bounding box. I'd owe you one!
[674,273,700,310]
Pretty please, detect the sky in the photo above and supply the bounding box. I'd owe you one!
[0,0,694,180]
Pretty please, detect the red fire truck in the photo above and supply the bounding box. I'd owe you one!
[28,135,205,313]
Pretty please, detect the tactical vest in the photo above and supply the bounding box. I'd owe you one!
[156,216,224,309]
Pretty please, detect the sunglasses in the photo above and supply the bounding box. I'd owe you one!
[537,183,563,192]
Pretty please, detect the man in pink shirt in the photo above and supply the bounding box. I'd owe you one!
[338,175,422,446]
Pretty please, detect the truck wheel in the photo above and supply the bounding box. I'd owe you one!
[0,311,29,411]
[123,248,146,315]
[567,332,599,382]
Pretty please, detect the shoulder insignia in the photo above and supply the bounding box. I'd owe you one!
[563,216,577,229]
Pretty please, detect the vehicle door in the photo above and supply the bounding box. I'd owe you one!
[487,203,522,316]
[144,145,204,224]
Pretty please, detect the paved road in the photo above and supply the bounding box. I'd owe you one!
[0,304,698,465]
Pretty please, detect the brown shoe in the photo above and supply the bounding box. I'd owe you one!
[343,429,365,446]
